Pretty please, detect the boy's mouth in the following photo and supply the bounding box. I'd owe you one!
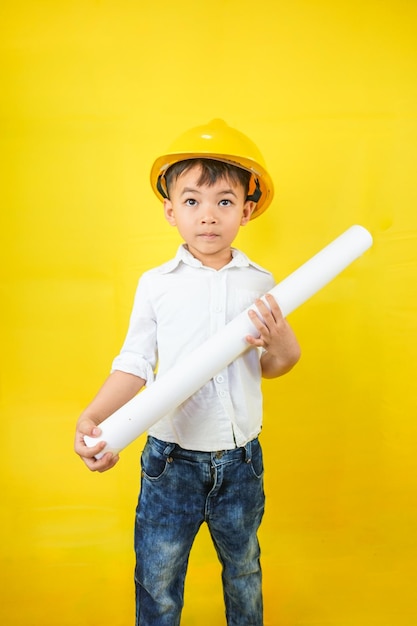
[199,232,219,239]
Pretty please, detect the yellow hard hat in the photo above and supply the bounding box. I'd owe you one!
[150,119,274,219]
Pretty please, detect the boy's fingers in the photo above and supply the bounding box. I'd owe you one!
[82,440,107,457]
[87,452,119,473]
[77,420,101,438]
[74,431,107,459]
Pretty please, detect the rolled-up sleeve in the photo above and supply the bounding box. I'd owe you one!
[111,274,157,385]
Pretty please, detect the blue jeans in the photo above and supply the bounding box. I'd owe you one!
[134,435,265,626]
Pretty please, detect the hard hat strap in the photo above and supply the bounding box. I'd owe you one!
[156,174,169,199]
[246,178,262,203]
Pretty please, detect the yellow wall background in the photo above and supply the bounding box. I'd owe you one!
[1,1,416,624]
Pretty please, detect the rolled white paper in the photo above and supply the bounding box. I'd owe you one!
[85,225,372,457]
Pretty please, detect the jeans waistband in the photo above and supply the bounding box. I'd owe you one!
[147,435,259,464]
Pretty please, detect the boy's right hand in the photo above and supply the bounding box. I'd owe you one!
[74,418,119,473]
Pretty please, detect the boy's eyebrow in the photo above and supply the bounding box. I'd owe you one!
[180,187,201,195]
[180,186,238,197]
[217,188,238,197]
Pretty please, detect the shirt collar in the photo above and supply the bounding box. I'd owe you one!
[158,244,269,274]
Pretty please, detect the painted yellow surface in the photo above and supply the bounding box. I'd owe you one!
[1,1,416,624]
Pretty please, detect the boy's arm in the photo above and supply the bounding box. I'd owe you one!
[246,294,301,379]
[74,370,146,472]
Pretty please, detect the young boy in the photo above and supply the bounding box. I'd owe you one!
[74,119,301,625]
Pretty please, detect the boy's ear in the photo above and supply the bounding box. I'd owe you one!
[164,199,176,226]
[241,201,256,225]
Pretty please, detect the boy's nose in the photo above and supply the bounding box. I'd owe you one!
[201,210,217,223]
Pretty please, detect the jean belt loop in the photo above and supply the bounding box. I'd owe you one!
[163,443,176,457]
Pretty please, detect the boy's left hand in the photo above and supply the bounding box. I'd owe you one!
[246,294,301,377]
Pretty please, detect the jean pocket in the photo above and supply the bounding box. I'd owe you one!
[247,443,264,479]
[141,442,172,481]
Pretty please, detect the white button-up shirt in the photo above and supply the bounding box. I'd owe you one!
[112,245,275,451]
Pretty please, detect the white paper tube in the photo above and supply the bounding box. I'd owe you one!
[85,225,372,457]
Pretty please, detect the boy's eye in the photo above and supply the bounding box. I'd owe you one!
[185,198,197,206]
[219,199,232,206]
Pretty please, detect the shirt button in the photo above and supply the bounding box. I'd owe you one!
[219,390,227,398]
[216,375,224,383]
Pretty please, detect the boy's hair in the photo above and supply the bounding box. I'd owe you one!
[164,158,252,199]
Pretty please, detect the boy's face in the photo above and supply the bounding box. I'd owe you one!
[164,165,255,270]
